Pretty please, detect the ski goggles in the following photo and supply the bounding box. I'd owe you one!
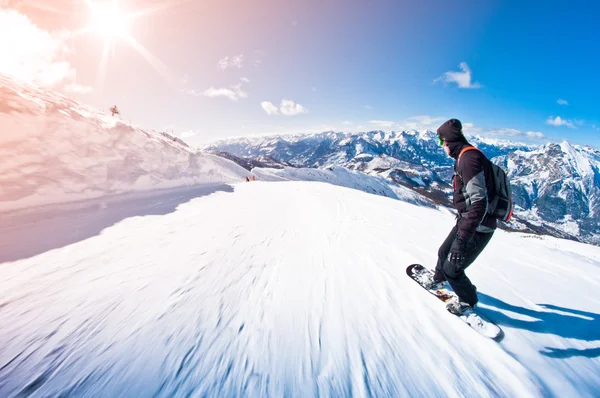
[437,135,444,146]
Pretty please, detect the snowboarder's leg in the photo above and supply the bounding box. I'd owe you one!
[443,231,494,307]
[434,225,458,282]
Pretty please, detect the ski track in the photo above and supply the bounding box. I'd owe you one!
[0,182,599,397]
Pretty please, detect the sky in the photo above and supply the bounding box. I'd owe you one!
[1,0,599,148]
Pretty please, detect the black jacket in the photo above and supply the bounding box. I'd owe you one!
[451,144,497,239]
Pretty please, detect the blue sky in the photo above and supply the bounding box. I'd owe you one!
[2,0,600,147]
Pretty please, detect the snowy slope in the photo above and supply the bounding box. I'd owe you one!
[0,75,250,212]
[1,181,599,397]
[252,165,433,208]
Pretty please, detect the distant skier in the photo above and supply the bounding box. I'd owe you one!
[110,105,120,117]
[246,176,250,182]
[252,175,256,181]
[430,119,497,315]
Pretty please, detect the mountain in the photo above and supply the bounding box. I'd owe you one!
[203,131,600,245]
[0,74,249,213]
[2,181,599,397]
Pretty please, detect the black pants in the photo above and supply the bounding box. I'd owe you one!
[435,225,494,307]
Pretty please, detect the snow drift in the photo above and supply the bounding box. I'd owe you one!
[0,75,249,213]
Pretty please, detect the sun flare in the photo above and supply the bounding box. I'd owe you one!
[86,0,130,39]
[77,0,185,89]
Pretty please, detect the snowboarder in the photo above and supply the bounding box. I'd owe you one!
[430,119,497,315]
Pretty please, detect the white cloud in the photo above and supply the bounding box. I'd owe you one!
[63,82,93,94]
[240,77,250,83]
[261,99,308,116]
[0,9,74,87]
[364,105,373,110]
[180,131,198,139]
[557,98,569,106]
[485,128,545,139]
[525,131,544,138]
[184,78,248,101]
[434,62,481,89]
[370,120,395,127]
[261,101,279,115]
[218,54,244,70]
[342,121,353,125]
[546,116,575,128]
[280,99,308,116]
[202,83,247,101]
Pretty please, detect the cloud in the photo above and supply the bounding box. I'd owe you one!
[370,120,395,127]
[434,62,481,89]
[180,131,198,139]
[280,99,308,116]
[261,101,279,115]
[342,121,353,125]
[202,83,248,101]
[184,78,248,101]
[485,128,545,139]
[0,8,74,87]
[218,54,243,70]
[557,98,569,106]
[240,77,250,83]
[63,82,93,94]
[364,105,373,110]
[261,99,308,116]
[546,116,575,128]
[525,131,544,138]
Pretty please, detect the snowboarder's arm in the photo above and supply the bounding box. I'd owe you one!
[457,151,488,240]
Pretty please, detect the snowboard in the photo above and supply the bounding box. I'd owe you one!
[406,263,504,341]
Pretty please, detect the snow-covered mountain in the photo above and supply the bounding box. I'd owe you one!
[0,75,250,213]
[203,131,600,245]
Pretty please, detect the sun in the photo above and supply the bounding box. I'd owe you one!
[86,0,130,39]
[76,0,185,90]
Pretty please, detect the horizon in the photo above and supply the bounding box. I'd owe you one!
[1,1,599,148]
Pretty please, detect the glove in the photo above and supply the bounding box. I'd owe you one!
[447,236,468,266]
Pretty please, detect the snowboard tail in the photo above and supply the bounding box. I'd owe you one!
[406,263,504,341]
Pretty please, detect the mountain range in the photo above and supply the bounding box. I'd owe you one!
[203,130,600,245]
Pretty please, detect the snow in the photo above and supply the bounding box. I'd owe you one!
[561,140,594,177]
[1,181,599,397]
[251,166,431,207]
[0,75,249,213]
